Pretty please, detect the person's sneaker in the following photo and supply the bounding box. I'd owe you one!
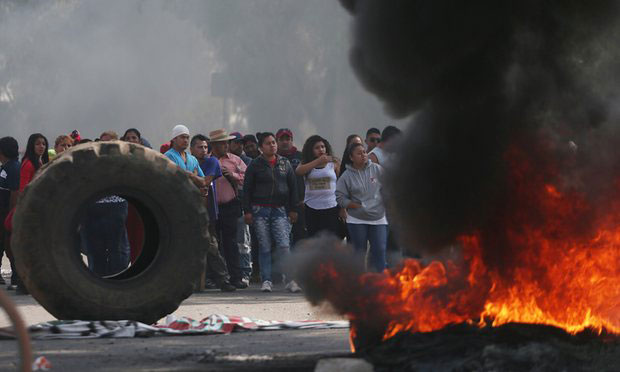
[231,279,249,289]
[0,276,5,285]
[241,277,250,287]
[15,285,29,295]
[219,281,236,292]
[285,280,302,293]
[204,279,218,290]
[6,284,16,291]
[261,280,273,292]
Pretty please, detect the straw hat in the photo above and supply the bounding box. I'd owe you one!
[208,129,236,142]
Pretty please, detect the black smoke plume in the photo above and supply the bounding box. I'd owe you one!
[341,0,620,267]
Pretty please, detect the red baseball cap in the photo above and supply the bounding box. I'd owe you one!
[276,128,293,139]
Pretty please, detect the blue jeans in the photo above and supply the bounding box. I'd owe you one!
[81,199,130,277]
[237,215,252,279]
[252,206,291,282]
[347,223,388,272]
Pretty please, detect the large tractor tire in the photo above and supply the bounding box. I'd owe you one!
[11,141,207,324]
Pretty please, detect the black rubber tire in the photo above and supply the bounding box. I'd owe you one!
[11,141,208,324]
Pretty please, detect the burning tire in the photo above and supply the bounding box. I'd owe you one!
[11,141,207,324]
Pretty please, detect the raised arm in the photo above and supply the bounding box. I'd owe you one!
[295,155,332,176]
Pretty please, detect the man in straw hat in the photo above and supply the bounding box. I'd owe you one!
[209,128,248,289]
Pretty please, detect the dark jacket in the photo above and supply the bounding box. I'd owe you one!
[279,148,304,204]
[243,155,299,213]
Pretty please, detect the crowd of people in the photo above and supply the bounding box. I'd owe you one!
[0,124,402,295]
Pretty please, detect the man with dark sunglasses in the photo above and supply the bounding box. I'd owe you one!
[365,127,381,152]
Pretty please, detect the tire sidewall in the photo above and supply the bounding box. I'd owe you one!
[12,142,207,323]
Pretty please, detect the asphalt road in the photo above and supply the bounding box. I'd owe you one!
[0,265,352,371]
[0,282,346,328]
[0,328,351,371]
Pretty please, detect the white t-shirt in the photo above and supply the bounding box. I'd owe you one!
[369,147,393,167]
[304,162,338,210]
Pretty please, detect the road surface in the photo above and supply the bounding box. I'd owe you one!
[0,260,352,371]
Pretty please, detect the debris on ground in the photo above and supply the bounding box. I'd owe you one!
[0,314,348,340]
[32,356,52,370]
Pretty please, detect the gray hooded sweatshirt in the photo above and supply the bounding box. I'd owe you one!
[336,160,385,221]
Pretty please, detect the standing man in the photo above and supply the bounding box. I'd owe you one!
[241,133,261,281]
[0,137,20,288]
[210,129,248,289]
[242,134,260,159]
[369,125,402,167]
[365,127,381,153]
[83,130,131,279]
[368,125,403,267]
[190,134,236,292]
[229,132,253,284]
[164,125,212,291]
[230,132,252,165]
[165,125,206,189]
[276,128,306,250]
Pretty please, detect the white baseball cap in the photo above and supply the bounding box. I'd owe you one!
[171,124,190,140]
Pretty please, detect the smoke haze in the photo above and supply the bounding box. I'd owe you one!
[0,0,405,150]
[341,1,620,265]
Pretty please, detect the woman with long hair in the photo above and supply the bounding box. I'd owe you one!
[7,133,48,293]
[243,133,301,293]
[336,134,363,237]
[339,134,363,178]
[336,142,388,272]
[122,128,142,144]
[20,133,49,192]
[295,135,342,238]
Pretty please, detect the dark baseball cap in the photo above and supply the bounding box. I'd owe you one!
[230,131,243,141]
[242,134,258,145]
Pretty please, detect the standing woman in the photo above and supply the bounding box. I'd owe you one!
[336,142,388,272]
[121,128,146,263]
[337,134,363,239]
[122,128,152,149]
[20,133,49,192]
[339,134,363,178]
[243,133,301,293]
[122,128,142,144]
[295,135,342,238]
[8,133,48,293]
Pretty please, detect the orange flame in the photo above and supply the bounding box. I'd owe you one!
[371,215,620,341]
[320,144,620,347]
